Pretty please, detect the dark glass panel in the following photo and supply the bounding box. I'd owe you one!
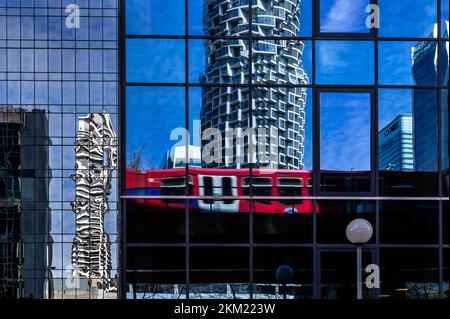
[126,247,186,299]
[317,201,375,243]
[379,201,439,244]
[379,249,439,299]
[189,247,249,299]
[254,247,313,299]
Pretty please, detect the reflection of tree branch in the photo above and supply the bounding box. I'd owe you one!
[229,283,237,299]
[127,144,147,169]
[141,284,148,299]
[176,285,185,299]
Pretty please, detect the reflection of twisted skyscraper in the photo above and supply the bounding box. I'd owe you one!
[201,0,309,169]
[71,114,117,289]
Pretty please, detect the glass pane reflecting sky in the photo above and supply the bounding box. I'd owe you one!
[126,0,185,35]
[320,0,370,33]
[316,41,374,85]
[126,86,185,168]
[320,92,371,171]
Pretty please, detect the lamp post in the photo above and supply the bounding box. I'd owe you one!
[346,218,373,300]
[275,265,293,300]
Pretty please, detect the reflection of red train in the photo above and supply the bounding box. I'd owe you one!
[126,168,314,214]
[126,168,438,214]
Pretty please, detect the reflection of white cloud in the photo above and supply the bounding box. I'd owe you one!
[317,41,374,84]
[318,42,349,73]
[321,0,367,32]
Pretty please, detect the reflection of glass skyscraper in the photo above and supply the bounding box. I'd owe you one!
[201,0,309,169]
[378,114,414,172]
[0,106,52,299]
[411,22,449,171]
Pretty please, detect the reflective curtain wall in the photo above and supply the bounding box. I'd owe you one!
[0,0,448,300]
[0,0,118,299]
[122,0,448,300]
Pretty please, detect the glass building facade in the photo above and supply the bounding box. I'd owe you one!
[122,0,449,300]
[0,0,448,300]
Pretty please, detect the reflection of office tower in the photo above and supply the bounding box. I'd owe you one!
[71,114,117,291]
[411,21,449,171]
[378,114,414,172]
[0,106,52,299]
[201,0,309,169]
[161,145,202,169]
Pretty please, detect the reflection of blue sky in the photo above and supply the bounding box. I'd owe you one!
[379,42,417,86]
[320,93,371,171]
[443,0,449,36]
[126,86,185,167]
[304,89,313,170]
[188,40,206,83]
[316,41,374,85]
[300,0,313,36]
[319,0,440,37]
[126,0,185,35]
[188,0,204,35]
[378,0,437,38]
[378,89,413,129]
[126,39,185,83]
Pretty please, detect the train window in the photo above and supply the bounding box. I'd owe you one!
[188,175,194,196]
[222,177,232,196]
[161,176,186,204]
[253,177,272,204]
[222,177,234,204]
[241,177,250,196]
[241,177,272,203]
[161,176,186,190]
[203,176,213,204]
[321,173,371,193]
[278,178,303,187]
[306,178,313,196]
[277,178,303,205]
[252,177,272,187]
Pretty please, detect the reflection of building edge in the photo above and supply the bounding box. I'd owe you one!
[411,21,449,172]
[0,106,52,299]
[71,114,117,289]
[201,0,309,169]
